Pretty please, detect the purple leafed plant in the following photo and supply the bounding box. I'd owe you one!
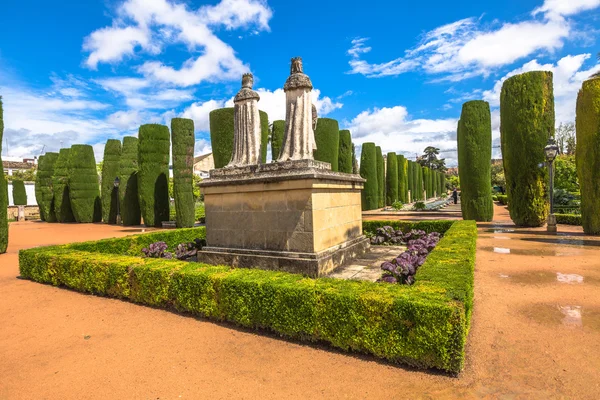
[370,227,431,246]
[174,238,206,260]
[378,232,440,285]
[141,241,173,259]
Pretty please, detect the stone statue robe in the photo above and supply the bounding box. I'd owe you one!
[227,88,261,167]
[278,87,317,161]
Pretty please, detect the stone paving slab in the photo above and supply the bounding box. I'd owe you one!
[327,245,406,282]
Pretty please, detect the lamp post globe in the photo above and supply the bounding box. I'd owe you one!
[545,138,559,233]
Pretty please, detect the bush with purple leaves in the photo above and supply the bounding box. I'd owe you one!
[370,227,431,246]
[379,232,441,285]
[142,238,206,260]
[141,241,173,259]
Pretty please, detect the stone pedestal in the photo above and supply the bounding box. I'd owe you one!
[197,160,369,277]
[17,206,25,222]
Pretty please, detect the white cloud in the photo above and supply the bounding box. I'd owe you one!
[95,76,195,109]
[83,0,272,86]
[533,0,600,17]
[181,99,226,131]
[194,138,212,156]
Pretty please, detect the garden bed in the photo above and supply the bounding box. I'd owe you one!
[18,220,476,373]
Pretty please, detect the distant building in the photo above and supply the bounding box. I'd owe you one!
[446,167,459,175]
[2,157,36,176]
[193,153,215,178]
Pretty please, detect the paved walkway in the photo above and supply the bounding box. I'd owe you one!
[1,206,599,399]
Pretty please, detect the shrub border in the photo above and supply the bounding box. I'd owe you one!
[19,220,476,373]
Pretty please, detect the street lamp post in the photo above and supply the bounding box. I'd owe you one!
[114,176,121,225]
[544,138,559,233]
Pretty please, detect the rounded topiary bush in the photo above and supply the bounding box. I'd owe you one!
[119,136,141,226]
[209,108,234,169]
[38,152,59,222]
[271,120,285,162]
[385,152,398,205]
[360,143,378,210]
[138,124,170,227]
[101,139,122,224]
[12,179,27,206]
[458,100,493,221]
[576,77,600,234]
[314,118,340,171]
[171,118,195,228]
[68,145,101,223]
[338,130,353,173]
[52,148,75,223]
[500,71,553,227]
[376,146,384,208]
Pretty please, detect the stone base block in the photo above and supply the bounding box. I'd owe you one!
[196,235,370,277]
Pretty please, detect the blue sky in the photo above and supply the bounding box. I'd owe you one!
[0,0,599,166]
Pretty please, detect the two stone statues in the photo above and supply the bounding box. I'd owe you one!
[227,57,317,167]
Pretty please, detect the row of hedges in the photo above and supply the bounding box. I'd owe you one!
[555,213,582,226]
[19,220,477,373]
[12,180,27,206]
[496,195,508,205]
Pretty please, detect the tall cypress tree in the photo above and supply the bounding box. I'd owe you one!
[68,145,101,223]
[386,153,398,205]
[138,124,170,227]
[52,148,75,223]
[171,118,195,228]
[101,139,122,224]
[359,143,378,210]
[406,160,414,203]
[376,146,384,208]
[338,130,353,173]
[398,155,408,203]
[271,120,285,162]
[501,71,553,226]
[314,118,340,171]
[39,152,59,222]
[119,136,141,226]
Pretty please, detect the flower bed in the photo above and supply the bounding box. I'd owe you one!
[19,220,476,373]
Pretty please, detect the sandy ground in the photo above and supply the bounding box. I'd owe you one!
[1,205,600,399]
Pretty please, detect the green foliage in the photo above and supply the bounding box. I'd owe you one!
[259,110,269,164]
[407,160,414,202]
[52,149,75,222]
[491,163,505,188]
[362,220,455,235]
[101,139,122,224]
[556,122,576,155]
[0,97,6,253]
[496,195,508,205]
[35,155,45,221]
[391,200,404,211]
[171,118,195,228]
[119,136,141,226]
[457,101,494,222]
[418,146,446,171]
[19,220,476,373]
[500,71,553,227]
[376,146,384,208]
[7,167,36,182]
[313,118,340,171]
[138,124,170,227]
[398,155,408,203]
[413,201,426,211]
[38,152,59,222]
[555,213,582,226]
[417,164,424,201]
[359,143,378,211]
[68,145,101,223]
[554,154,579,192]
[576,77,600,234]
[12,179,27,205]
[209,108,235,168]
[385,152,398,205]
[338,130,353,173]
[271,120,285,161]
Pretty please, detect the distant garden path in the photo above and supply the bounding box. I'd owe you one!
[1,205,599,399]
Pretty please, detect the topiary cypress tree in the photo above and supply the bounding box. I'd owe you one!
[386,153,398,205]
[12,179,27,206]
[119,136,141,226]
[0,97,7,253]
[457,100,494,221]
[35,155,45,221]
[39,152,59,222]
[500,71,553,227]
[52,148,75,223]
[417,164,424,200]
[359,143,378,211]
[313,118,340,171]
[376,146,384,208]
[68,145,101,223]
[406,160,413,202]
[209,108,234,168]
[441,173,447,196]
[423,168,429,199]
[338,130,353,173]
[271,120,285,162]
[138,124,170,227]
[101,139,122,224]
[401,156,409,202]
[576,77,600,234]
[397,155,405,203]
[259,111,269,164]
[171,118,195,228]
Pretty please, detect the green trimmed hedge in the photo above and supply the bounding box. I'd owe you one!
[19,220,476,373]
[555,213,582,226]
[500,71,553,227]
[314,118,340,171]
[52,148,75,222]
[39,152,59,222]
[376,146,384,208]
[171,118,195,228]
[138,124,170,228]
[496,195,508,206]
[101,139,122,224]
[385,153,398,205]
[68,145,101,223]
[271,120,285,162]
[360,143,378,210]
[119,136,141,226]
[338,130,353,174]
[576,77,600,234]
[12,179,27,205]
[458,101,494,222]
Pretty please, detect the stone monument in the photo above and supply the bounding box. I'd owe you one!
[197,58,369,277]
[227,73,261,167]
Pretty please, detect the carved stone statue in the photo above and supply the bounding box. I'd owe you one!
[277,57,318,162]
[227,73,261,167]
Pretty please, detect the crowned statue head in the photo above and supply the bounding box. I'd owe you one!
[241,73,254,89]
[290,57,304,74]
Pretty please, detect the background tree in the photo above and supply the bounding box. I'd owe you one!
[313,118,340,171]
[554,155,579,193]
[8,167,36,182]
[417,146,447,171]
[491,163,506,189]
[555,122,576,155]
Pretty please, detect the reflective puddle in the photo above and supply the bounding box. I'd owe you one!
[522,304,600,331]
[556,273,584,284]
[493,247,511,254]
[500,271,594,285]
[481,246,583,257]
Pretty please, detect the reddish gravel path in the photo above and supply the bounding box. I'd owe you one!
[1,207,599,399]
